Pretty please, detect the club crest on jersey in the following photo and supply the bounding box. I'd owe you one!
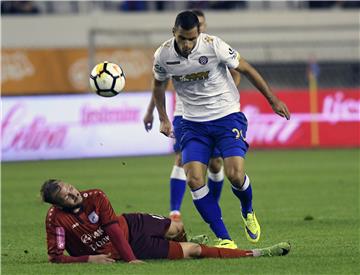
[88,211,99,224]
[198,56,208,65]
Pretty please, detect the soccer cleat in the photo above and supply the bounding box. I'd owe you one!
[214,239,238,249]
[169,213,182,222]
[242,212,261,243]
[189,234,210,245]
[256,242,291,257]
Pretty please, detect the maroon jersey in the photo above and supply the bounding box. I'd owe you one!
[45,189,134,262]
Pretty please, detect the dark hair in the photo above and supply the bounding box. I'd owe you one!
[174,10,200,31]
[191,9,205,18]
[40,179,61,204]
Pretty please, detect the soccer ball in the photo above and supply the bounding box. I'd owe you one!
[89,61,126,97]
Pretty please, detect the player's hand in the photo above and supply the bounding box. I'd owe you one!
[129,259,146,264]
[270,98,291,120]
[88,253,115,264]
[160,119,174,138]
[143,111,154,132]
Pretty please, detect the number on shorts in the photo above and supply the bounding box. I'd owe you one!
[149,214,166,220]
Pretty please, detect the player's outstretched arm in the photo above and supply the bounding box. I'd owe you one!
[153,78,173,137]
[236,58,290,120]
[143,93,155,132]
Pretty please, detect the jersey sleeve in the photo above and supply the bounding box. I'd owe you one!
[213,36,241,69]
[96,191,118,226]
[152,46,170,81]
[94,190,137,262]
[45,209,89,263]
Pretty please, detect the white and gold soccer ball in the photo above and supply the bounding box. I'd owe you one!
[89,61,126,97]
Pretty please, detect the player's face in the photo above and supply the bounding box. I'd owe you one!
[197,16,207,33]
[55,182,83,209]
[173,26,199,58]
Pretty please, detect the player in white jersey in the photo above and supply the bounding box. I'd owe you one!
[143,10,241,222]
[152,11,290,249]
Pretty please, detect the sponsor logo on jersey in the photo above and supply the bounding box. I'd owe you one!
[172,71,210,82]
[81,234,92,244]
[198,56,208,65]
[80,228,110,251]
[88,211,99,224]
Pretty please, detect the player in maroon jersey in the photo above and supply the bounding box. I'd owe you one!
[41,179,290,264]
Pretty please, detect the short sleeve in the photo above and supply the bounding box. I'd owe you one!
[152,46,170,81]
[213,36,241,69]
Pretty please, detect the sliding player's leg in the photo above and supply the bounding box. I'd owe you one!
[176,241,291,259]
[169,116,186,221]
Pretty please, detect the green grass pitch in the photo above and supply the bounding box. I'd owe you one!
[2,149,359,274]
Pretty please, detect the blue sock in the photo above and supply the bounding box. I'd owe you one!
[191,185,231,240]
[207,168,224,203]
[231,174,253,218]
[170,166,186,213]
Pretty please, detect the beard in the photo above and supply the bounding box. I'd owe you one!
[62,201,83,213]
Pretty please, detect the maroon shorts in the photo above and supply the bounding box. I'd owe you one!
[123,213,172,259]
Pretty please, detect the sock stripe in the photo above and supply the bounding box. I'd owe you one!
[191,185,209,200]
[231,174,250,191]
[170,166,186,180]
[241,174,250,191]
[207,167,224,182]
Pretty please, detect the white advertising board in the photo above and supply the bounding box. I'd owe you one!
[2,92,174,161]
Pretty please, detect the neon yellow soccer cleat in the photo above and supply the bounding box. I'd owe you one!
[256,242,291,257]
[214,239,238,249]
[242,212,261,243]
[189,234,210,245]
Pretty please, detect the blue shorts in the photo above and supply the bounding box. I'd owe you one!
[181,112,249,165]
[173,116,221,158]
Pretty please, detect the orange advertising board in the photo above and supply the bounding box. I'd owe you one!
[1,48,157,95]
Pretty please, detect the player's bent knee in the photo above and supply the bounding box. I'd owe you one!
[166,220,184,239]
[226,170,245,188]
[208,158,222,173]
[186,175,204,189]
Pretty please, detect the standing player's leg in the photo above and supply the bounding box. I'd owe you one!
[216,112,260,243]
[207,155,224,202]
[169,116,187,221]
[223,156,260,243]
[181,120,234,246]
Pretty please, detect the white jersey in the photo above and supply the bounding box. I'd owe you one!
[174,93,183,117]
[153,33,241,122]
